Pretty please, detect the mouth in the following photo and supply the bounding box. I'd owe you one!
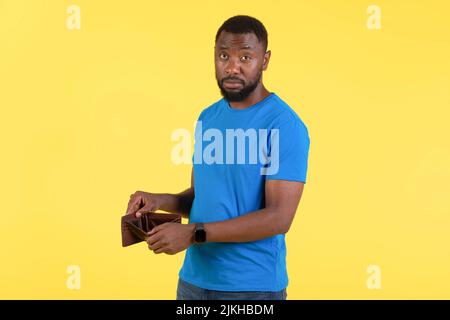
[223,80,244,90]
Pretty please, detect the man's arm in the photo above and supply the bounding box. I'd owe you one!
[203,179,304,243]
[157,167,194,219]
[145,179,304,255]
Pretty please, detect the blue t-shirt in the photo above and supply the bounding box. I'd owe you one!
[179,92,310,291]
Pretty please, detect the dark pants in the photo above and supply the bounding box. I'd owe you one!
[176,277,287,300]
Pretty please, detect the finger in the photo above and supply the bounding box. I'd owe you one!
[125,199,133,215]
[126,197,142,215]
[147,225,161,236]
[148,240,164,251]
[135,204,157,218]
[147,227,160,238]
[154,247,166,254]
[126,202,137,215]
[153,244,169,254]
[147,232,163,246]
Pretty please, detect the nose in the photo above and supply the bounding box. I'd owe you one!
[225,57,241,75]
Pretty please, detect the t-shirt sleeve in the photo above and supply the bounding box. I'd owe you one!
[265,119,310,183]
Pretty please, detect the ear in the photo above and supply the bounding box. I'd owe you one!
[262,50,271,71]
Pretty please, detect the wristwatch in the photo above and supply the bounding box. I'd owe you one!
[194,222,207,243]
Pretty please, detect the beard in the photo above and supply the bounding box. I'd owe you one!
[217,71,262,102]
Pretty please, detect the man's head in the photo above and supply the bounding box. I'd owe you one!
[214,15,271,102]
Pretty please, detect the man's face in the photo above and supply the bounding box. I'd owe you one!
[215,31,270,102]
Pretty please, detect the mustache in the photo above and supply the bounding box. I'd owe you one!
[222,77,245,85]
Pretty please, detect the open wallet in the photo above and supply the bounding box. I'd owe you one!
[121,212,182,247]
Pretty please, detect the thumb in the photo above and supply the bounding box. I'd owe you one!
[135,204,155,218]
[148,225,161,235]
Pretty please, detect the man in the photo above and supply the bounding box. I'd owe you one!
[125,15,310,300]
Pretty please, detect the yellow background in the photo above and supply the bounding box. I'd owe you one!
[1,0,449,299]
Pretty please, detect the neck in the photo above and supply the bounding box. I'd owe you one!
[228,83,271,110]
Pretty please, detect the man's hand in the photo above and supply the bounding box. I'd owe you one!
[126,191,162,218]
[146,223,195,255]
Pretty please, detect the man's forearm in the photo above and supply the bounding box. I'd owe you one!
[157,188,194,219]
[202,208,288,243]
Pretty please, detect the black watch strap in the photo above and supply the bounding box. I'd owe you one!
[194,223,206,243]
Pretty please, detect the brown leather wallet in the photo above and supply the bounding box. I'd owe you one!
[121,212,182,247]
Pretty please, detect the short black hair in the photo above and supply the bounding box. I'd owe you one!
[215,15,268,52]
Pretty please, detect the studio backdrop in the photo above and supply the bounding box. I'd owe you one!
[0,0,449,299]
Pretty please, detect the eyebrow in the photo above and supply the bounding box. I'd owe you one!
[219,45,254,50]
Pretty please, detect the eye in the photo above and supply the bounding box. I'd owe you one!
[241,55,252,62]
[219,53,228,60]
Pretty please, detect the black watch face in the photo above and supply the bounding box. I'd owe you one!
[195,229,206,242]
